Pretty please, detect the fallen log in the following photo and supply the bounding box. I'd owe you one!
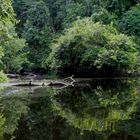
[48,75,75,87]
[6,75,76,88]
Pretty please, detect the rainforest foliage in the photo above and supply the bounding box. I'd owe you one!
[0,0,28,81]
[1,0,140,77]
[47,18,138,76]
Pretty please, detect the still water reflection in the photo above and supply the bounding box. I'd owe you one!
[0,79,140,140]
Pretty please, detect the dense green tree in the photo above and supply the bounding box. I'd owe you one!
[12,0,139,74]
[91,8,117,25]
[47,18,138,76]
[12,0,33,36]
[103,0,136,15]
[13,0,54,69]
[62,2,86,28]
[0,0,15,62]
[0,0,28,74]
[119,4,140,47]
[0,0,14,80]
[2,38,28,72]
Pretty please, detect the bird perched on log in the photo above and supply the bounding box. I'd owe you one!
[29,80,32,86]
[28,73,36,86]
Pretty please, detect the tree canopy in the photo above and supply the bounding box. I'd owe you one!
[0,0,140,77]
[119,4,140,47]
[47,18,138,76]
[0,0,28,77]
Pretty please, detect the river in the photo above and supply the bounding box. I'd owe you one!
[0,78,140,140]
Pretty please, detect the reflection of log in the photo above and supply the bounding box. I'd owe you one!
[48,82,67,87]
[15,83,40,87]
[7,74,20,78]
[14,82,67,88]
[13,80,44,87]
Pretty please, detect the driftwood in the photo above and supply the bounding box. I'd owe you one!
[48,75,75,87]
[13,75,76,89]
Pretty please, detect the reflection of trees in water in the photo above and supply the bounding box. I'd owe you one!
[0,79,140,140]
[0,88,30,139]
[52,79,140,139]
[14,88,99,140]
[0,88,4,139]
[0,113,5,139]
[12,79,140,140]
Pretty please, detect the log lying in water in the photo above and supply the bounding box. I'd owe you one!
[15,81,69,87]
[14,75,75,88]
[48,75,75,87]
[14,82,67,88]
[13,80,46,87]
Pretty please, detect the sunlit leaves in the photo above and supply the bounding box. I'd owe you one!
[48,18,138,75]
[0,0,28,73]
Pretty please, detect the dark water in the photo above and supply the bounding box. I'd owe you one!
[0,78,140,140]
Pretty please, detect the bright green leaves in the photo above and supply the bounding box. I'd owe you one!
[12,0,139,73]
[48,18,138,75]
[0,0,28,74]
[2,38,28,72]
[0,0,15,21]
[0,0,15,45]
[0,71,8,83]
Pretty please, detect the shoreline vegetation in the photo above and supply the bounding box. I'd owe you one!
[0,71,8,83]
[1,1,140,82]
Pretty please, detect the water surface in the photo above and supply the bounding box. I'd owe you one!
[0,78,140,140]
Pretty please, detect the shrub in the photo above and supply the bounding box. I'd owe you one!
[47,18,138,76]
